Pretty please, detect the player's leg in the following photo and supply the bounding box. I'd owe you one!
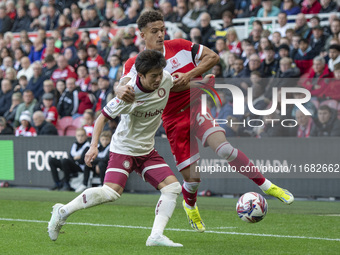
[48,157,62,190]
[48,152,130,241]
[163,111,205,232]
[180,165,206,233]
[139,151,182,247]
[207,131,294,204]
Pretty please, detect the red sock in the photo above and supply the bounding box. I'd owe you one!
[228,150,265,186]
[182,187,197,207]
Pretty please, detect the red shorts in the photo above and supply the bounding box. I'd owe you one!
[104,149,175,190]
[162,102,225,171]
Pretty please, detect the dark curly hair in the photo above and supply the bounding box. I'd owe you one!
[137,10,164,31]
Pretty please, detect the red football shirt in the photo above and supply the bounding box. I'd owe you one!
[122,39,203,117]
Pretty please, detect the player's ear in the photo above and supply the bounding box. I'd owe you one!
[137,72,143,78]
[140,31,145,39]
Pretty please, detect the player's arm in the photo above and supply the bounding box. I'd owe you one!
[172,46,219,88]
[85,113,108,167]
[114,76,135,103]
[172,74,215,92]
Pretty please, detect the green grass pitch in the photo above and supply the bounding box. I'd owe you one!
[0,188,339,255]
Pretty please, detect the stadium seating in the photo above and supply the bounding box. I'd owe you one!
[57,117,74,136]
[320,99,338,110]
[72,116,84,128]
[64,125,78,136]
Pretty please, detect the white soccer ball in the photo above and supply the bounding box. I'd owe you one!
[236,192,268,223]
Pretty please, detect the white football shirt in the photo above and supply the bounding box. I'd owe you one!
[102,70,173,156]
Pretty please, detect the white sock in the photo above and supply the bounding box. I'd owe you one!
[259,179,272,192]
[215,142,238,162]
[59,185,120,218]
[150,182,181,238]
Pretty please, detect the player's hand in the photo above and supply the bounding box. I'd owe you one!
[85,146,99,167]
[172,72,191,87]
[116,85,135,103]
[201,74,215,87]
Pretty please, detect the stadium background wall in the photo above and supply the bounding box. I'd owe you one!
[0,136,339,198]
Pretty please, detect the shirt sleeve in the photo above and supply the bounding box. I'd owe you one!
[102,96,133,120]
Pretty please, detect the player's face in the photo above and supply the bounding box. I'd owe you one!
[140,21,165,52]
[139,68,163,91]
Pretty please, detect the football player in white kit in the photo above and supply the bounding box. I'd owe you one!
[48,49,211,247]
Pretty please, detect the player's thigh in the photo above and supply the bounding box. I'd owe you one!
[180,162,201,182]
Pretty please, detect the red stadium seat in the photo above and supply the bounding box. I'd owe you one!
[320,99,338,110]
[310,99,319,109]
[64,125,78,136]
[72,116,84,128]
[57,116,74,136]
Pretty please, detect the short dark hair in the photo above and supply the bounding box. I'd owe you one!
[137,10,164,31]
[299,38,309,44]
[88,44,97,50]
[135,50,166,76]
[318,105,332,113]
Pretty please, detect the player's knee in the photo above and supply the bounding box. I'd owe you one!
[216,142,238,161]
[161,182,182,195]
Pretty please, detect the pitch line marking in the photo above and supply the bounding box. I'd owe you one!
[0,218,339,242]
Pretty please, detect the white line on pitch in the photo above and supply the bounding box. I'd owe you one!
[0,218,339,242]
[318,214,340,217]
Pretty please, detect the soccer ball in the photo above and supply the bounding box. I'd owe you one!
[236,192,268,223]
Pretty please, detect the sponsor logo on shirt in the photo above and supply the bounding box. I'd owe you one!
[132,109,164,118]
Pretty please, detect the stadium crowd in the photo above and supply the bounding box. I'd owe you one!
[0,0,340,138]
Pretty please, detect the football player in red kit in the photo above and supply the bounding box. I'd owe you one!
[117,11,294,233]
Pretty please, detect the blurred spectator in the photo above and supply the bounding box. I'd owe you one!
[274,12,289,37]
[14,90,37,128]
[93,76,112,113]
[321,63,340,100]
[189,27,202,44]
[1,56,14,71]
[78,0,91,10]
[276,57,300,78]
[226,27,242,56]
[118,7,139,26]
[289,109,314,137]
[242,43,256,66]
[5,67,18,87]
[98,65,110,78]
[43,55,58,79]
[120,34,139,62]
[98,36,111,62]
[14,76,28,93]
[199,12,216,48]
[257,0,280,18]
[260,45,279,77]
[242,53,261,78]
[28,38,45,63]
[324,19,340,52]
[86,44,105,68]
[107,36,122,60]
[293,38,318,74]
[207,0,235,20]
[95,0,106,21]
[328,44,340,71]
[175,1,188,25]
[235,0,250,17]
[52,29,62,49]
[13,48,25,71]
[301,56,334,97]
[11,7,30,32]
[181,0,207,30]
[76,65,90,91]
[0,116,14,135]
[301,0,322,14]
[83,109,95,137]
[258,36,271,60]
[238,0,262,18]
[45,5,60,31]
[34,80,57,111]
[71,8,86,28]
[75,47,88,68]
[6,1,16,21]
[320,0,338,13]
[255,111,284,137]
[0,6,13,33]
[62,38,78,66]
[310,105,340,136]
[294,13,311,39]
[0,78,13,116]
[51,55,77,84]
[108,55,122,82]
[3,92,22,126]
[215,38,230,69]
[86,7,101,28]
[48,127,90,191]
[310,25,327,53]
[29,5,42,31]
[78,130,111,191]
[27,61,47,99]
[219,10,234,32]
[55,79,66,103]
[160,1,177,22]
[32,110,58,135]
[224,57,245,78]
[248,20,263,50]
[42,37,60,60]
[15,110,37,137]
[212,63,224,78]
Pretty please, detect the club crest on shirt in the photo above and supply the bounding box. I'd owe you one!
[170,57,180,69]
[109,97,120,108]
[123,160,131,169]
[158,88,166,98]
